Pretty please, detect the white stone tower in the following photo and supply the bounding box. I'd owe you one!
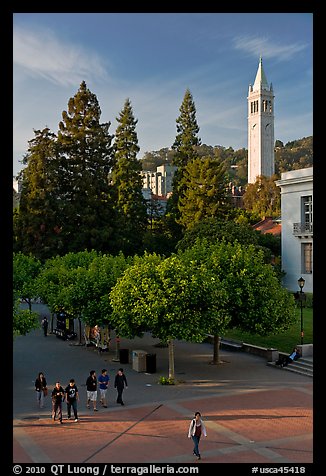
[247,57,275,184]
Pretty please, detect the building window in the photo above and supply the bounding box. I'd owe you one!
[302,195,313,232]
[251,100,259,113]
[302,243,312,274]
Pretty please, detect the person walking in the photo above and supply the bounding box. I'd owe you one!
[41,316,48,337]
[86,370,98,411]
[98,369,110,408]
[188,411,207,460]
[35,372,47,408]
[51,381,65,423]
[65,378,79,421]
[114,368,128,405]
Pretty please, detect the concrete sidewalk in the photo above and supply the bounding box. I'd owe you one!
[13,307,313,464]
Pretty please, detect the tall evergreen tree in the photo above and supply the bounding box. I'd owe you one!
[167,89,201,230]
[172,88,201,168]
[56,81,115,253]
[15,82,116,258]
[110,98,148,255]
[14,128,63,260]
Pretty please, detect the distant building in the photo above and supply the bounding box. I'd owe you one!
[13,177,21,209]
[275,167,313,293]
[13,178,21,194]
[141,163,177,196]
[248,57,275,184]
[228,183,245,208]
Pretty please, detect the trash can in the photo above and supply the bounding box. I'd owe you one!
[266,348,279,362]
[146,353,156,373]
[132,350,147,372]
[119,348,129,364]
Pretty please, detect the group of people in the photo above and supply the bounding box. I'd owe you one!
[35,373,207,459]
[34,368,128,423]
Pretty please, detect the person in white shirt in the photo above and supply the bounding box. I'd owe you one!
[187,411,207,460]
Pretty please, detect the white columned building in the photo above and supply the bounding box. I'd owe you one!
[247,57,275,184]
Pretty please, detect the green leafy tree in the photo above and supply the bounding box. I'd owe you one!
[110,253,229,379]
[177,218,259,251]
[176,217,280,268]
[177,156,230,230]
[13,294,39,337]
[110,99,148,255]
[13,252,42,311]
[35,251,132,339]
[243,175,281,218]
[36,250,99,332]
[13,252,42,336]
[179,239,296,363]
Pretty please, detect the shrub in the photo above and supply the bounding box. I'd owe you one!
[158,376,175,385]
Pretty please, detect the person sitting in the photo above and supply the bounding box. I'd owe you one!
[276,347,300,367]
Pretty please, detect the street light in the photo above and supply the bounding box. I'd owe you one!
[298,277,305,345]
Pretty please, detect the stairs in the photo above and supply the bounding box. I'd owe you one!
[267,356,313,378]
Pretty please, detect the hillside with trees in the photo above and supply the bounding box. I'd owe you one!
[140,136,313,186]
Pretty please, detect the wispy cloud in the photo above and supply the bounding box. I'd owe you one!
[232,35,307,61]
[13,25,109,86]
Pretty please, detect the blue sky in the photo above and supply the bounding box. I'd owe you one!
[13,12,313,177]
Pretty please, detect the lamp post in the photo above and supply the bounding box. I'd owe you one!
[298,277,305,345]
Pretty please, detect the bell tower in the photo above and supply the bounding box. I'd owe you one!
[247,57,275,184]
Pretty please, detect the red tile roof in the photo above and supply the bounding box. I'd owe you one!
[252,217,281,236]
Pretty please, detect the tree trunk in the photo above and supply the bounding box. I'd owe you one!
[211,334,222,364]
[168,339,175,380]
[78,318,82,344]
[115,334,120,361]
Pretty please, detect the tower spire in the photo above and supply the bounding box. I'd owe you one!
[253,56,269,91]
[247,57,275,184]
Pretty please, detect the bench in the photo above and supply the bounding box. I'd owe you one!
[220,339,243,351]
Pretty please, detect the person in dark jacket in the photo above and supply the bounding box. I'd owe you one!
[86,370,98,411]
[65,378,79,421]
[51,381,65,423]
[35,372,47,408]
[41,317,48,336]
[114,368,128,405]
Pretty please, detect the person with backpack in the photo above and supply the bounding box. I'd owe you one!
[187,411,207,460]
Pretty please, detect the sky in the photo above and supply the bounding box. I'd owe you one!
[13,12,313,177]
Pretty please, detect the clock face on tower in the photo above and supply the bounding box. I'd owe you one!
[251,123,257,141]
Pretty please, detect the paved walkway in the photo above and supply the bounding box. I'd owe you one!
[13,305,313,465]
